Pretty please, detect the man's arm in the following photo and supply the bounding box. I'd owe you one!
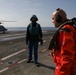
[39,24,43,45]
[39,24,43,38]
[26,25,29,44]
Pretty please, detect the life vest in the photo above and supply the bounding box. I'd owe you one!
[48,18,76,50]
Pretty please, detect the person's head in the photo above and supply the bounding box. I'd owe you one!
[30,15,38,23]
[52,8,67,28]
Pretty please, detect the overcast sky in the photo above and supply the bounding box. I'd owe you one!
[0,0,76,27]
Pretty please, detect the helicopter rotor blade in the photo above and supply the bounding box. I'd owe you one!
[0,20,17,22]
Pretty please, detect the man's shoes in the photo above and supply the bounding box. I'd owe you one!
[27,59,32,63]
[27,60,31,63]
[34,63,40,67]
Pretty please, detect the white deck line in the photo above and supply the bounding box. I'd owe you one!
[0,48,47,74]
[18,59,27,64]
[0,67,8,73]
[1,49,26,61]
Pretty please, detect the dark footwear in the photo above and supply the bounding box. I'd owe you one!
[27,60,31,63]
[34,63,40,67]
[27,59,32,63]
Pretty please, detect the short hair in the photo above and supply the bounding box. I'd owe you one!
[56,8,67,17]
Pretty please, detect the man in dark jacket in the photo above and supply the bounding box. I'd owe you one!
[26,15,43,67]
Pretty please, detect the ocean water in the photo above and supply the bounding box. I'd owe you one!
[6,27,57,31]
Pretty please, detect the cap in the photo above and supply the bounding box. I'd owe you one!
[30,15,38,21]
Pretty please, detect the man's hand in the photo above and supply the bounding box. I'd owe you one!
[50,49,54,57]
[39,38,43,45]
[26,41,28,45]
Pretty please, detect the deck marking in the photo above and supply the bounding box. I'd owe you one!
[0,68,8,73]
[1,49,26,61]
[0,48,47,73]
[18,59,27,64]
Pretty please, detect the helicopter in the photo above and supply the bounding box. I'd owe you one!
[0,21,16,34]
[0,22,7,33]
